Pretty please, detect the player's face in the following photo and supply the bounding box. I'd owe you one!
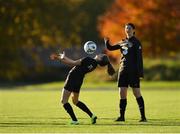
[125,25,134,35]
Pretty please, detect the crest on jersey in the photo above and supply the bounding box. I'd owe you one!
[87,65,93,70]
[122,50,128,55]
[128,42,133,48]
[121,44,128,55]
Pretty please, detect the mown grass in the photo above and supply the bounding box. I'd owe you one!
[0,81,180,133]
[3,81,179,90]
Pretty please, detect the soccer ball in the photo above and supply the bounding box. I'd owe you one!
[84,41,97,54]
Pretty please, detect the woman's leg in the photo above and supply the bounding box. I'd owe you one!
[132,88,147,121]
[71,92,79,105]
[61,88,78,122]
[72,92,97,124]
[116,87,128,121]
[72,92,93,117]
[61,88,71,104]
[132,87,141,98]
[119,87,128,99]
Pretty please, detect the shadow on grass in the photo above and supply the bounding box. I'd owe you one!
[98,118,180,127]
[0,122,66,127]
[0,118,180,127]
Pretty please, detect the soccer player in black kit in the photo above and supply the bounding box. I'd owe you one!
[50,51,115,125]
[104,23,147,122]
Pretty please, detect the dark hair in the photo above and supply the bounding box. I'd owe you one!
[126,23,135,29]
[97,55,116,76]
[126,23,135,35]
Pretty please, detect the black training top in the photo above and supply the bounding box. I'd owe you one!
[105,36,144,78]
[68,57,98,78]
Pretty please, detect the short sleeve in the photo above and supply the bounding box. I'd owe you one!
[81,57,92,66]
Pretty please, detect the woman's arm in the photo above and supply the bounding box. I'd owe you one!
[135,41,144,78]
[104,37,121,51]
[50,51,81,67]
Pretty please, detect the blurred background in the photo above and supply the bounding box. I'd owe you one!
[0,0,180,84]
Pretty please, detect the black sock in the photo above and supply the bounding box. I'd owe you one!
[119,99,127,118]
[76,101,93,117]
[63,103,77,121]
[136,96,146,119]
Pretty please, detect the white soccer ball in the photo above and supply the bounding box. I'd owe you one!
[84,41,97,54]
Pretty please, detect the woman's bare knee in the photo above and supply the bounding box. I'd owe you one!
[60,99,68,105]
[72,98,78,105]
[60,88,71,105]
[71,92,79,105]
[132,88,141,98]
[119,87,128,99]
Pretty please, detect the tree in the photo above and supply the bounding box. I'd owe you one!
[0,0,113,81]
[98,0,180,57]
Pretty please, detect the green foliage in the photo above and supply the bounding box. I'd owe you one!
[0,83,180,132]
[0,0,113,80]
[144,64,180,81]
[84,58,180,82]
[143,58,180,81]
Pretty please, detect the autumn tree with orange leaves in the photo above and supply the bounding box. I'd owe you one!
[98,0,180,58]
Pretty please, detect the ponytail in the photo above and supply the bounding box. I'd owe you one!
[97,54,116,76]
[107,62,115,76]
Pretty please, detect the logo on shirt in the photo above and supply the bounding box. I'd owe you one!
[128,42,133,48]
[122,45,128,55]
[87,65,93,70]
[122,50,128,55]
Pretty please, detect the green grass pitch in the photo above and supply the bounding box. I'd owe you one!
[0,82,180,133]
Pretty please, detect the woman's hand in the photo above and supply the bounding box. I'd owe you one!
[50,53,58,60]
[104,37,110,43]
[58,51,65,60]
[50,51,65,61]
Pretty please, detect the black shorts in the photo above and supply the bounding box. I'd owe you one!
[64,74,84,93]
[118,71,140,88]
